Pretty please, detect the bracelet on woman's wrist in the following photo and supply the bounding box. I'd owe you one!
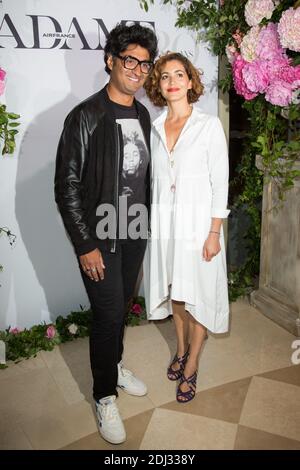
[209,230,220,235]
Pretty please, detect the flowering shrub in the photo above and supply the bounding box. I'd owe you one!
[229,9,300,106]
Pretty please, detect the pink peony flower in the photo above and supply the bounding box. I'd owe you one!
[277,64,300,86]
[242,60,270,93]
[46,325,56,339]
[240,26,261,62]
[266,58,300,87]
[265,79,293,106]
[233,55,258,100]
[0,68,6,96]
[9,327,21,335]
[256,23,286,61]
[245,0,276,27]
[131,303,143,315]
[266,56,291,80]
[278,7,300,52]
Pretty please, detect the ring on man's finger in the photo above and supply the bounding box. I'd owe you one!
[91,267,96,272]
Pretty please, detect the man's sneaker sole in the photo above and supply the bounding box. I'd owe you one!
[98,427,126,445]
[117,384,147,396]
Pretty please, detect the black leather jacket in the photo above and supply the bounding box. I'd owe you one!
[55,86,151,256]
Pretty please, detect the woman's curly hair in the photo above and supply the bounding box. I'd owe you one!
[144,52,204,107]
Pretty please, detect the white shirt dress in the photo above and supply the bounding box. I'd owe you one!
[143,106,230,334]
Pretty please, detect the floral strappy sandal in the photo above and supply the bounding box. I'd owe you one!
[167,348,189,381]
[176,371,198,403]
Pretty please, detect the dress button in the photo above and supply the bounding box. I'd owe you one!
[170,184,176,192]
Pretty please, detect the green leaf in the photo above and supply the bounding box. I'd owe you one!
[0,115,8,124]
[7,113,20,120]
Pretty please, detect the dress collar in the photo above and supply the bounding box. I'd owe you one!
[152,105,202,131]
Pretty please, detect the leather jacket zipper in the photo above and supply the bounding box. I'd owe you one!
[111,122,121,253]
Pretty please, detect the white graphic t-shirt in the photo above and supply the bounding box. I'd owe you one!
[113,101,149,240]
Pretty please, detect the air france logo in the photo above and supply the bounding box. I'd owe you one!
[0,14,155,50]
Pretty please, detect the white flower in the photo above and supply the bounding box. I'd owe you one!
[245,0,276,27]
[278,7,300,53]
[240,26,261,62]
[68,323,78,335]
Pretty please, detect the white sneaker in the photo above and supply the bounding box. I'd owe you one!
[95,395,126,444]
[117,362,147,396]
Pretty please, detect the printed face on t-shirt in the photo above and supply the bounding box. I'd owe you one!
[123,142,141,175]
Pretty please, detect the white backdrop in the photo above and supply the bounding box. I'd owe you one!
[0,0,218,329]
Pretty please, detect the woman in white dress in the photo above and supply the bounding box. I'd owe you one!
[144,53,230,403]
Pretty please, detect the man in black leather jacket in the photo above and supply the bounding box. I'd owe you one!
[55,23,157,445]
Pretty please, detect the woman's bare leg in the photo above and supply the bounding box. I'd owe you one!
[169,300,189,372]
[186,314,207,375]
[179,313,207,394]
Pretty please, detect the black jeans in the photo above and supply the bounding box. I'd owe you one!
[80,239,147,401]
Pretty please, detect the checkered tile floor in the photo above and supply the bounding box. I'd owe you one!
[0,298,299,450]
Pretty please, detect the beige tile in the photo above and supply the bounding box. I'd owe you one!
[234,425,300,450]
[230,296,252,312]
[40,345,70,370]
[117,390,155,421]
[0,352,46,382]
[140,408,237,450]
[46,364,88,405]
[197,302,294,392]
[40,337,89,370]
[0,368,68,432]
[41,338,92,405]
[61,409,154,450]
[20,400,97,449]
[258,365,300,387]
[0,424,33,450]
[153,318,177,354]
[122,323,178,407]
[162,377,252,423]
[240,376,300,442]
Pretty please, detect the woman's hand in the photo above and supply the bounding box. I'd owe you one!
[202,233,221,262]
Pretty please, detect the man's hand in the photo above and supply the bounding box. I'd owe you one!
[202,233,221,262]
[79,248,105,281]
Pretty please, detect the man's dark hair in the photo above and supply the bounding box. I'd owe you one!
[104,23,158,75]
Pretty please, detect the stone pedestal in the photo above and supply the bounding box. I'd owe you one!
[251,156,300,337]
